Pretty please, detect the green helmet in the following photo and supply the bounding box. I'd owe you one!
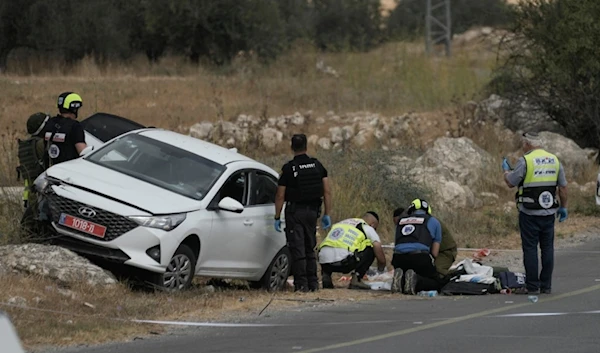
[26,112,50,136]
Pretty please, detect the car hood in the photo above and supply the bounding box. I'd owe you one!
[45,159,203,214]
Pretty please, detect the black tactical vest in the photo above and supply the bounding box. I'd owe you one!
[395,214,433,248]
[17,137,45,182]
[284,157,323,205]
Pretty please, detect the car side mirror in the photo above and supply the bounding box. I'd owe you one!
[80,145,95,156]
[217,197,244,213]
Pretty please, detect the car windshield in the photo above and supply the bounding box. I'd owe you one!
[87,133,225,200]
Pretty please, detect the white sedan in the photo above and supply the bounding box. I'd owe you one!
[34,127,290,291]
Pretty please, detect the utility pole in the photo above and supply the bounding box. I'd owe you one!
[425,0,452,57]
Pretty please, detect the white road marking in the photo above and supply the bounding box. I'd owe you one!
[495,310,600,318]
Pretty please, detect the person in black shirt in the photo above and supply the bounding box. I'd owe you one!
[275,134,332,292]
[43,92,87,166]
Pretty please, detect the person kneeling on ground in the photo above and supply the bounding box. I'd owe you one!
[318,212,387,290]
[393,206,457,279]
[391,199,448,295]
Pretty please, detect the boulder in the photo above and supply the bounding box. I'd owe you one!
[0,244,117,286]
[189,122,214,140]
[329,127,344,144]
[317,137,332,150]
[260,128,283,149]
[290,112,305,126]
[218,121,245,142]
[387,137,492,209]
[308,134,319,146]
[476,94,564,134]
[236,114,261,128]
[415,137,494,187]
[341,125,355,141]
[538,131,596,176]
[408,167,479,209]
[352,130,371,147]
[388,115,411,138]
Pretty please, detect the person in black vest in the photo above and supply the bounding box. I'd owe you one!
[43,92,87,166]
[390,198,446,295]
[275,134,332,292]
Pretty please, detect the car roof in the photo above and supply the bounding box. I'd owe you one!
[136,128,255,165]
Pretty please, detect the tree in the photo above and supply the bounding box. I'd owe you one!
[0,0,35,72]
[312,0,384,52]
[491,0,600,155]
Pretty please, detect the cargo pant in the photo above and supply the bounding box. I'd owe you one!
[435,247,457,276]
[284,204,319,291]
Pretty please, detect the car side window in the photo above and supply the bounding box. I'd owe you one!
[250,171,277,206]
[219,171,248,206]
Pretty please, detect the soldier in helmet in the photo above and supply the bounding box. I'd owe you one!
[17,112,50,211]
[42,92,87,166]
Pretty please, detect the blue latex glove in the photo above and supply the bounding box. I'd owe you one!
[274,219,282,232]
[557,207,568,222]
[321,215,332,230]
[502,157,512,171]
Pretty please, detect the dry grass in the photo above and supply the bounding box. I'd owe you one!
[0,273,405,349]
[0,41,495,132]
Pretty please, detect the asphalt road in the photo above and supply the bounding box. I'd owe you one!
[51,239,600,353]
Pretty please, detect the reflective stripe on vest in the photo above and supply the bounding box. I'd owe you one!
[318,218,373,253]
[517,149,560,210]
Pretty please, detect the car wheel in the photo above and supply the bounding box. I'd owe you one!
[152,244,196,292]
[252,247,291,291]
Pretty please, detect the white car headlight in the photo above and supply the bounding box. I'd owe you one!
[129,213,187,231]
[33,172,49,193]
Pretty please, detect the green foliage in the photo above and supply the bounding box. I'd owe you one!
[312,0,384,51]
[491,0,600,153]
[387,0,514,39]
[0,0,388,70]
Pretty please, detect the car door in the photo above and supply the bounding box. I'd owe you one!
[243,170,282,274]
[203,170,257,276]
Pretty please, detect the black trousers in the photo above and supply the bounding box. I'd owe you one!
[519,212,556,291]
[321,247,375,279]
[285,205,319,291]
[392,253,447,292]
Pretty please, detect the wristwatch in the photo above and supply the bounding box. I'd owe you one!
[274,216,280,220]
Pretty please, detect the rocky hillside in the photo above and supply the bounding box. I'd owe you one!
[187,93,599,213]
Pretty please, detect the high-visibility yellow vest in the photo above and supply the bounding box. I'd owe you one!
[517,149,560,210]
[318,218,373,253]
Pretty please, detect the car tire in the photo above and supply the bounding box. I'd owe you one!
[150,244,197,292]
[251,247,291,292]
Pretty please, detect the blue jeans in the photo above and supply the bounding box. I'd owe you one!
[519,212,556,291]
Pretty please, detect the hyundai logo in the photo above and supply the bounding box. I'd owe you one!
[78,207,97,218]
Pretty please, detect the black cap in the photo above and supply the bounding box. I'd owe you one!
[291,133,307,152]
[393,208,405,218]
[366,211,379,222]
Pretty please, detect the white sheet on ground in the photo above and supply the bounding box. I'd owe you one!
[450,258,496,284]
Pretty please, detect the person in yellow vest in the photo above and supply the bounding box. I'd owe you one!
[318,212,387,290]
[503,132,568,295]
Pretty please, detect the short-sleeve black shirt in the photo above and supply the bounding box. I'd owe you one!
[43,116,86,165]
